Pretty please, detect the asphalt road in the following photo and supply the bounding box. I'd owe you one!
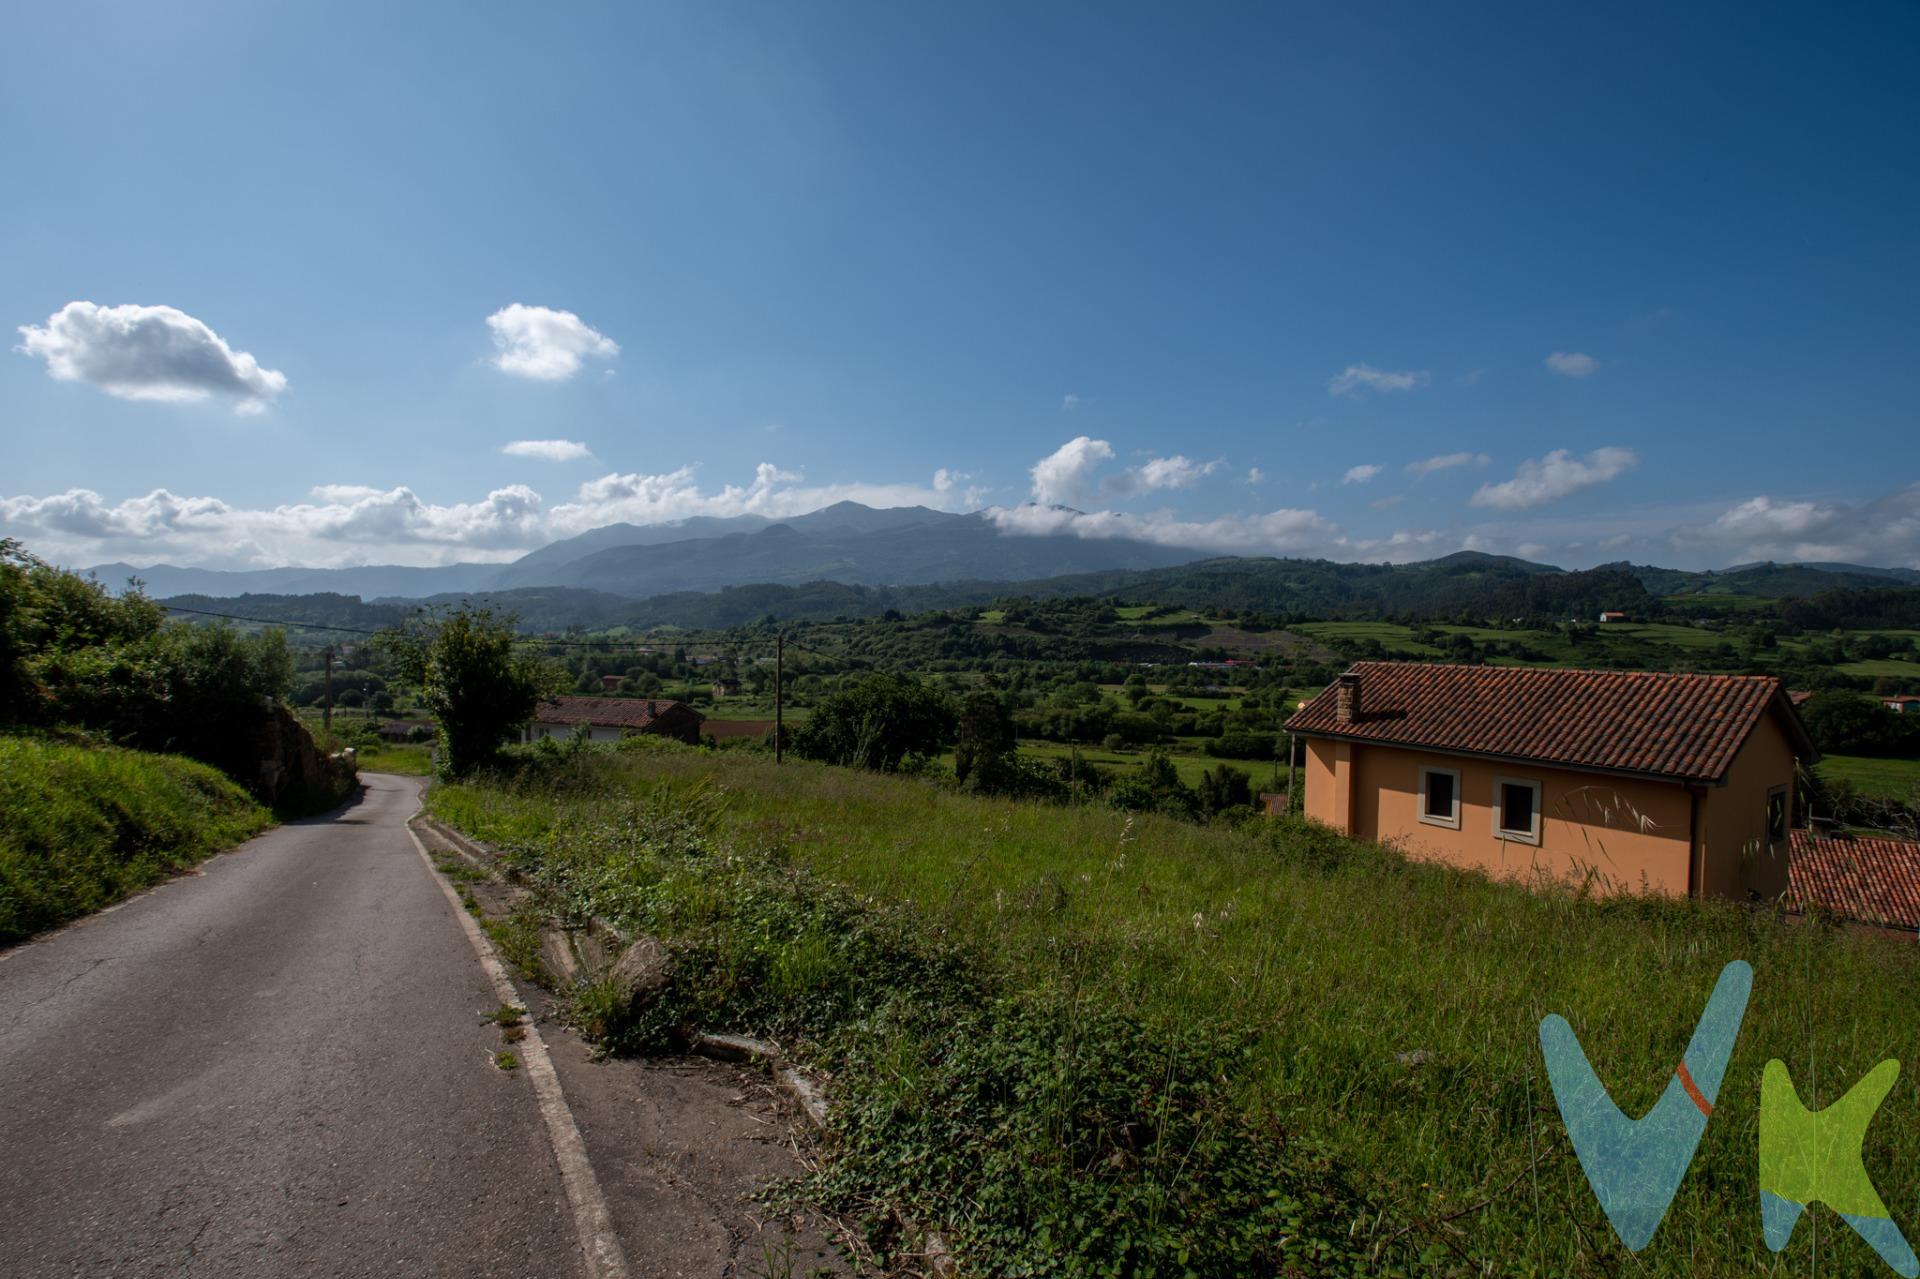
[0,773,583,1277]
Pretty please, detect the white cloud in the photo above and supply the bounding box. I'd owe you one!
[1671,486,1920,567]
[932,467,975,494]
[486,304,619,381]
[1245,467,1266,485]
[1342,464,1383,485]
[1545,351,1599,379]
[1328,363,1429,397]
[502,439,592,462]
[1028,437,1225,504]
[1370,494,1406,510]
[1029,436,1114,505]
[1405,451,1491,478]
[0,461,973,570]
[1471,447,1639,510]
[987,503,1335,555]
[16,301,287,413]
[1061,393,1081,410]
[1516,543,1551,560]
[1104,455,1224,498]
[0,484,546,568]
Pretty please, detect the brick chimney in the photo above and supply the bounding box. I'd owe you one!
[647,699,658,717]
[1334,672,1360,724]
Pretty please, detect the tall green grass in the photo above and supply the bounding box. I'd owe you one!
[1819,753,1920,801]
[0,736,271,945]
[432,746,1920,1276]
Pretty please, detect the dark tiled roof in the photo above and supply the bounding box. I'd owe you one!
[1285,661,1811,783]
[703,719,774,739]
[531,695,698,730]
[1788,831,1920,932]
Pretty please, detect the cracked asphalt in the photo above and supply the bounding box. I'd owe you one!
[0,774,579,1277]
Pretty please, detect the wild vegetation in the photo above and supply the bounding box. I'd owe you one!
[431,740,1920,1278]
[0,736,270,945]
[0,543,352,941]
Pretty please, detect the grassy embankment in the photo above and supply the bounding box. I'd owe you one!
[430,743,1920,1278]
[0,736,271,946]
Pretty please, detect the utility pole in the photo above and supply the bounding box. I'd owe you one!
[773,631,784,764]
[1286,733,1299,813]
[322,646,335,739]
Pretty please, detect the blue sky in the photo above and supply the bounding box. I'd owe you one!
[3,1,1916,570]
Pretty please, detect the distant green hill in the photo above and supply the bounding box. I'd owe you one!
[158,552,1920,636]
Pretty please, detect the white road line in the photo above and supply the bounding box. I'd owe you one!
[404,815,631,1279]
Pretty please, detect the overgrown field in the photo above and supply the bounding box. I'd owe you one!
[1819,752,1920,802]
[431,743,1920,1277]
[0,736,271,945]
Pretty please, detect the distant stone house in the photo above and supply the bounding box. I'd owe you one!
[520,695,703,746]
[711,678,742,698]
[1882,695,1920,714]
[1286,662,1817,901]
[599,674,628,691]
[1598,610,1630,623]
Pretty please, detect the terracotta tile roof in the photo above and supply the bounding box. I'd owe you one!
[531,695,698,731]
[1285,661,1813,783]
[1788,830,1920,932]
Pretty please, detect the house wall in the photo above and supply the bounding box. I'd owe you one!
[1304,739,1697,896]
[1699,714,1797,900]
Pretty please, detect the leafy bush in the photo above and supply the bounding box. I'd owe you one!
[1,541,300,786]
[790,673,954,772]
[1801,690,1920,756]
[1205,730,1278,760]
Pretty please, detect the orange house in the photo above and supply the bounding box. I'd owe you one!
[1285,662,1818,900]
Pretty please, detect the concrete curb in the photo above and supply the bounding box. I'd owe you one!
[412,813,834,1134]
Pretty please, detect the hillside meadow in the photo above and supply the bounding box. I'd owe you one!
[431,742,1920,1277]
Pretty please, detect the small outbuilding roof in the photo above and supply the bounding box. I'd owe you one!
[1788,830,1920,933]
[703,719,775,739]
[1285,661,1816,784]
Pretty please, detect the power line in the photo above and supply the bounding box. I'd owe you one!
[160,604,381,636]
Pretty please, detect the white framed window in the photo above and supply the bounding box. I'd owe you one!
[1418,766,1461,829]
[1493,776,1542,845]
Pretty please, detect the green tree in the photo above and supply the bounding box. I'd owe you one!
[953,691,1016,787]
[1111,749,1198,817]
[790,673,954,772]
[380,608,562,776]
[1196,764,1254,817]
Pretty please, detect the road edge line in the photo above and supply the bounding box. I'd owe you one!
[404,816,630,1279]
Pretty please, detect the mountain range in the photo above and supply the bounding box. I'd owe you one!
[87,503,1205,600]
[83,499,1920,608]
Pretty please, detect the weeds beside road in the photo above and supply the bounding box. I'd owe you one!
[430,739,1920,1277]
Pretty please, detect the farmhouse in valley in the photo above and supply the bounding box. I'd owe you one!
[1285,662,1817,900]
[520,695,704,746]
